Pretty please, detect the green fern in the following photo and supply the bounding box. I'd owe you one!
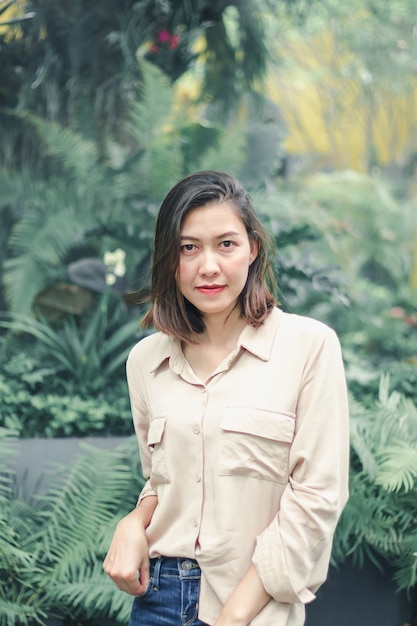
[376,443,417,493]
[0,429,144,624]
[125,61,183,198]
[0,431,46,625]
[333,375,417,590]
[47,562,132,623]
[12,111,100,184]
[2,179,95,313]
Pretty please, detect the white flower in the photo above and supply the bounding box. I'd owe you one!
[103,248,126,281]
[105,273,117,286]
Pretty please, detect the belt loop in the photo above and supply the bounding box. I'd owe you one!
[152,556,162,589]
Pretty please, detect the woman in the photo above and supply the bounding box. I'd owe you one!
[103,170,350,626]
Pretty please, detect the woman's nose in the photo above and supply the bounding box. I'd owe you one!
[199,250,220,275]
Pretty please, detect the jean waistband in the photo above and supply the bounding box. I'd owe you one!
[150,556,200,582]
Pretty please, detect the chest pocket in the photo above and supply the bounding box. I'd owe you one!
[218,408,295,483]
[147,416,171,485]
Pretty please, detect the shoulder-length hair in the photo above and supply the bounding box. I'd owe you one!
[139,170,278,342]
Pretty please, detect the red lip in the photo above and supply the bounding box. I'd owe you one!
[197,285,225,294]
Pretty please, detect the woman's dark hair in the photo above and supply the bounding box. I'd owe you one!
[140,170,277,341]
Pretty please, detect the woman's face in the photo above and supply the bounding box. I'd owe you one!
[177,201,258,321]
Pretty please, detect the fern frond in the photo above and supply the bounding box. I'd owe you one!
[0,597,43,626]
[126,61,182,197]
[347,393,379,478]
[48,561,131,624]
[27,438,142,587]
[392,536,417,590]
[3,195,95,313]
[376,443,417,493]
[13,112,100,183]
[128,61,174,147]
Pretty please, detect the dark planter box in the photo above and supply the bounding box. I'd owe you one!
[306,557,412,626]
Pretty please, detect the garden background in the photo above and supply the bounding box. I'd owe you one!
[0,0,417,625]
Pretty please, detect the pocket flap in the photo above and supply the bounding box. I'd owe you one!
[220,408,295,443]
[147,416,167,447]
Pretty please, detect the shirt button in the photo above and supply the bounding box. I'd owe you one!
[193,520,198,527]
[193,425,200,435]
[195,474,201,482]
[201,387,206,393]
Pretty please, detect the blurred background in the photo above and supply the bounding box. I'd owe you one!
[0,1,416,624]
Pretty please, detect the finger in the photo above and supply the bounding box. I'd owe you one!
[137,560,151,592]
[114,572,143,596]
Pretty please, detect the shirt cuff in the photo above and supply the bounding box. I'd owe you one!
[136,480,157,506]
[252,520,316,605]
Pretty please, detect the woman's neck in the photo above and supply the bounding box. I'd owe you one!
[194,308,245,353]
[182,310,247,382]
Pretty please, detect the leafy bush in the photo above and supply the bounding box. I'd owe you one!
[0,328,134,437]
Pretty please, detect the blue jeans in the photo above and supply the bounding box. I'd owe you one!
[129,556,210,626]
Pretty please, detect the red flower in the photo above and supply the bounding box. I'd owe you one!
[389,307,405,319]
[170,34,180,49]
[157,30,171,43]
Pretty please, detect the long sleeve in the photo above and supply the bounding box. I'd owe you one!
[126,345,158,503]
[252,327,350,604]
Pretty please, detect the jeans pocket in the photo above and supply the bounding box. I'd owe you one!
[138,575,155,598]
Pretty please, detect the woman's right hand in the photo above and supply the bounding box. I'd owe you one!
[103,495,158,596]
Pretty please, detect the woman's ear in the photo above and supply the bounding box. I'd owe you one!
[249,232,259,265]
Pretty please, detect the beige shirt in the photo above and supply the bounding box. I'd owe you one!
[126,308,349,625]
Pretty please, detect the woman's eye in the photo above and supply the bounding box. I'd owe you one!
[181,243,196,252]
[220,240,234,249]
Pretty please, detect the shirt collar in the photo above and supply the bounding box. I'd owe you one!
[148,307,282,372]
[238,307,281,361]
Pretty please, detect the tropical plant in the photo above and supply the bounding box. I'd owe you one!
[0,58,267,317]
[0,329,134,437]
[0,428,45,625]
[256,172,417,402]
[0,429,144,626]
[0,291,143,396]
[0,0,271,172]
[333,375,417,596]
[0,61,175,315]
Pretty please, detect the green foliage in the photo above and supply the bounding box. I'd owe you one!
[0,60,261,316]
[333,376,417,590]
[0,430,144,625]
[0,313,134,437]
[0,1,416,614]
[0,292,142,395]
[0,429,45,625]
[0,0,270,169]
